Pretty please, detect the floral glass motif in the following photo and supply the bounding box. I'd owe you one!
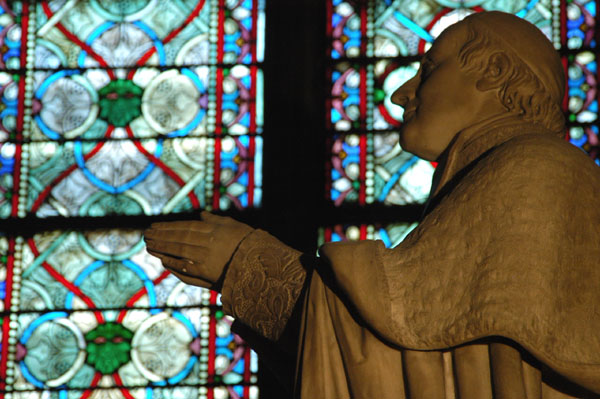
[0,0,263,398]
[326,0,599,207]
[1,230,258,399]
[24,135,262,217]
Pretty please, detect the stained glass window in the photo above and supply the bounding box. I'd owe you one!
[2,0,264,218]
[1,0,263,397]
[326,0,599,210]
[2,0,598,397]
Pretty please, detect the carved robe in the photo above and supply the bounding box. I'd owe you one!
[221,119,600,398]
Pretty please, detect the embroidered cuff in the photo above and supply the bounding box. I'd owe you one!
[221,229,307,340]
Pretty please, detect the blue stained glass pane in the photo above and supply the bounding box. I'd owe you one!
[569,125,599,160]
[34,0,266,68]
[329,0,559,58]
[23,135,259,217]
[566,0,596,49]
[0,72,21,142]
[329,133,434,206]
[568,51,597,124]
[329,63,362,131]
[329,0,363,58]
[0,76,18,216]
[0,1,23,70]
[28,65,262,142]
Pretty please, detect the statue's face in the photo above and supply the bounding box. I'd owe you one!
[390,23,501,161]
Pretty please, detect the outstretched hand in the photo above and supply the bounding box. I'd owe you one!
[144,211,254,290]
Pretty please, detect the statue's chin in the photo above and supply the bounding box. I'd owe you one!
[399,124,446,161]
[398,130,411,151]
[399,135,431,161]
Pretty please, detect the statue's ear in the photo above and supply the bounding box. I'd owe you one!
[475,52,510,91]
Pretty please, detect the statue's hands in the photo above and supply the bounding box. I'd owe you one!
[144,211,254,290]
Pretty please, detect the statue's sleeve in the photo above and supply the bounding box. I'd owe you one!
[220,229,308,341]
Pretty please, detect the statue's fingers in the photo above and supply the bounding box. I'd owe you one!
[147,249,202,275]
[145,239,209,261]
[144,228,191,243]
[200,211,231,225]
[144,237,167,253]
[144,226,213,244]
[145,247,176,266]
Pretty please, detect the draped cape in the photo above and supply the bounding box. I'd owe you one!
[298,121,600,398]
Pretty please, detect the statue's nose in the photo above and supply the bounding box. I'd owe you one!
[390,87,408,107]
[390,75,418,107]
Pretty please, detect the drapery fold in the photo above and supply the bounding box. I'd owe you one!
[303,123,600,398]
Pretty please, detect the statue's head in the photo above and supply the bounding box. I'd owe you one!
[391,11,565,161]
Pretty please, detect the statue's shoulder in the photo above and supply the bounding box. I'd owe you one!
[478,133,600,193]
[486,133,597,174]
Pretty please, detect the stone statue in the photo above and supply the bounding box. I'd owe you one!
[144,11,600,399]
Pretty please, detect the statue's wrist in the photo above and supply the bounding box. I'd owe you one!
[220,229,307,340]
[211,226,255,292]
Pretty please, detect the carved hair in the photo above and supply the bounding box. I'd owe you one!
[457,19,565,136]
